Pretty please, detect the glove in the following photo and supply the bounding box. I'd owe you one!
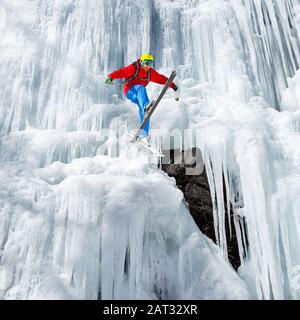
[173,84,178,92]
[105,77,113,84]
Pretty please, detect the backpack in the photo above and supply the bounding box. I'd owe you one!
[125,60,151,84]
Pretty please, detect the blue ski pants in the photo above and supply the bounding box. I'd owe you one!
[126,85,150,137]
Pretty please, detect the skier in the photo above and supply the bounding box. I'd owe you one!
[105,54,178,144]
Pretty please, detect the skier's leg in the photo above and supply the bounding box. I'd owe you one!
[127,86,144,124]
[136,85,150,137]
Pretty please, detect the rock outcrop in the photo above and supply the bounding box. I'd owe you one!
[161,148,240,270]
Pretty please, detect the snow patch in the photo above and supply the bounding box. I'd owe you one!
[281,70,300,111]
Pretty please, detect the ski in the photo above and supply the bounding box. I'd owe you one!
[130,71,177,143]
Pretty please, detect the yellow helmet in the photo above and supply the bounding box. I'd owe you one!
[140,53,155,62]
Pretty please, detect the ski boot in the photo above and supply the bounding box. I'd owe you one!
[137,135,150,147]
[143,100,155,119]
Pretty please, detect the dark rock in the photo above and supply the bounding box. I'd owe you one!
[161,147,241,271]
[185,183,211,200]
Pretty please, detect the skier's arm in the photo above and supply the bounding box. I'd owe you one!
[150,69,177,90]
[108,65,136,81]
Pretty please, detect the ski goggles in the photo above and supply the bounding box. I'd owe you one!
[141,60,154,67]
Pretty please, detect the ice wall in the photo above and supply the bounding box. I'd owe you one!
[0,155,249,299]
[1,0,300,300]
[0,0,251,299]
[1,0,299,135]
[179,0,300,300]
[179,0,300,107]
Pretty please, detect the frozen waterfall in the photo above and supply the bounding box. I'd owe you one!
[0,0,300,300]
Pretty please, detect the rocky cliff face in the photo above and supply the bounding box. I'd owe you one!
[161,148,241,270]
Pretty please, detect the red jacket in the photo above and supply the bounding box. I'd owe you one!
[108,62,176,95]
